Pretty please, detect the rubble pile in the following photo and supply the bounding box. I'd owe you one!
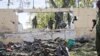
[0,37,68,56]
[70,37,97,56]
[0,37,97,56]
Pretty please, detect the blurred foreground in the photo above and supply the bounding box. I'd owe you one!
[0,36,97,56]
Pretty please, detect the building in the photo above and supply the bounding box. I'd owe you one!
[0,9,18,33]
[0,8,96,38]
[74,8,97,37]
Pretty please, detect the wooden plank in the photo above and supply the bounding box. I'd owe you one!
[0,8,96,13]
[16,8,69,13]
[15,8,69,13]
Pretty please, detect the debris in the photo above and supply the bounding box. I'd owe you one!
[0,37,97,56]
[70,37,97,56]
[67,39,75,50]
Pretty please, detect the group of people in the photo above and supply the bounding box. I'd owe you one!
[48,12,77,30]
[32,11,77,30]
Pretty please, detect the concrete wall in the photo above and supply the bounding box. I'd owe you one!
[0,9,18,33]
[0,8,97,38]
[73,8,97,37]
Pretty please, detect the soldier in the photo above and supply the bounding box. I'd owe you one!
[67,10,75,29]
[67,12,71,28]
[96,0,100,56]
[48,18,54,29]
[32,16,37,28]
[55,12,62,29]
[91,0,100,56]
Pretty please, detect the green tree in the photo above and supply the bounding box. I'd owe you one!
[35,0,66,28]
[36,0,74,28]
[69,0,75,7]
[36,13,55,28]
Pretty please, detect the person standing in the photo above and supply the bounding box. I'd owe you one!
[91,1,100,56]
[55,12,62,29]
[67,10,74,29]
[48,18,54,29]
[67,12,71,29]
[32,16,37,28]
[96,0,100,56]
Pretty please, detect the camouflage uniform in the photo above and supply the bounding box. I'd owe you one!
[48,19,54,29]
[32,16,37,28]
[67,12,71,28]
[96,11,100,56]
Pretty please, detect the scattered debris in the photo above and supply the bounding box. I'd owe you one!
[0,37,97,56]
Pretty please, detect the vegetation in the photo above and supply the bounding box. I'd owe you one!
[33,0,95,28]
[36,13,55,28]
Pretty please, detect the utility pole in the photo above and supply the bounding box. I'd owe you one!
[7,0,10,8]
[19,0,23,9]
[33,0,34,8]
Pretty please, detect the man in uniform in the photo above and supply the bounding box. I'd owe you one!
[96,0,100,56]
[32,16,37,28]
[67,12,71,28]
[48,18,54,29]
[55,12,62,29]
[91,0,100,56]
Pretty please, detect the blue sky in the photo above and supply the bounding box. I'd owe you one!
[0,0,46,29]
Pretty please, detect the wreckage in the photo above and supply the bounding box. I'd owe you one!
[0,37,97,56]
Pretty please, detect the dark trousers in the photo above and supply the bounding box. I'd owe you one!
[96,26,100,56]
